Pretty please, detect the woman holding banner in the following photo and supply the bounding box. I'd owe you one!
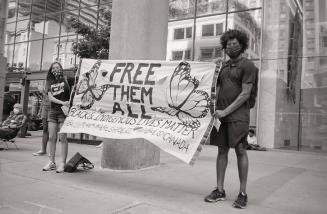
[42,62,71,173]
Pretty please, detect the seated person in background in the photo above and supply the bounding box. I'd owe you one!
[246,129,266,151]
[0,103,26,140]
[247,129,257,145]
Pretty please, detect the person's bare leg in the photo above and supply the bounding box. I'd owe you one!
[216,146,230,192]
[56,122,68,173]
[48,122,58,163]
[41,120,49,153]
[235,143,248,193]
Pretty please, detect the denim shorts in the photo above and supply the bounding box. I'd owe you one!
[47,108,66,124]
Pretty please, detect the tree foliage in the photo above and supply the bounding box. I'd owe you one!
[69,7,111,59]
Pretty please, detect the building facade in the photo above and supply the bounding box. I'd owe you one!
[1,0,326,152]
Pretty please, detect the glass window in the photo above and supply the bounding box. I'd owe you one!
[100,0,111,5]
[32,0,47,16]
[79,6,98,28]
[197,0,227,16]
[62,0,80,11]
[4,44,14,72]
[227,10,261,58]
[17,0,31,21]
[184,49,191,60]
[57,36,77,69]
[5,22,16,44]
[228,0,262,12]
[200,48,214,60]
[98,4,111,28]
[216,23,223,35]
[29,14,46,38]
[80,0,99,8]
[174,28,185,40]
[60,10,79,37]
[172,51,183,60]
[13,42,28,72]
[15,20,30,42]
[202,24,214,37]
[42,38,60,70]
[186,27,192,38]
[45,0,63,13]
[44,12,61,38]
[7,4,17,20]
[26,40,43,72]
[169,0,195,21]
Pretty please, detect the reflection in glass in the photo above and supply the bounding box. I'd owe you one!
[13,42,28,72]
[31,0,46,16]
[228,0,261,12]
[62,0,80,11]
[197,0,227,16]
[169,0,195,21]
[44,13,61,38]
[5,22,16,44]
[45,0,63,13]
[80,0,99,8]
[42,38,60,70]
[7,0,17,20]
[227,10,261,59]
[15,20,30,42]
[79,6,98,28]
[17,0,32,21]
[194,14,225,61]
[300,0,327,152]
[26,40,42,72]
[60,10,79,37]
[4,44,14,72]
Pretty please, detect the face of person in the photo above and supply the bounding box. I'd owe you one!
[13,107,21,114]
[51,63,63,78]
[225,38,242,59]
[248,132,254,137]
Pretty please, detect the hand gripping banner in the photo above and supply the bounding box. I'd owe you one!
[60,59,219,164]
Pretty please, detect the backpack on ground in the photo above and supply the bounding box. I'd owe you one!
[64,152,94,172]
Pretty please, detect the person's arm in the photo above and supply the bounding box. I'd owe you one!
[48,92,70,107]
[215,83,252,118]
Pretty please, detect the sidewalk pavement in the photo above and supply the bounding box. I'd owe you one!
[1,131,327,214]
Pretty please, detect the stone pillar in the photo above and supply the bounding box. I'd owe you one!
[0,0,9,122]
[101,0,168,170]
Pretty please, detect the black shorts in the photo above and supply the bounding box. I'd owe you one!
[210,121,249,148]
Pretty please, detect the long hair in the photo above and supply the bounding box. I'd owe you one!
[220,29,249,53]
[46,61,64,81]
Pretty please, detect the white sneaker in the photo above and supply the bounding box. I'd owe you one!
[42,161,56,171]
[56,163,65,173]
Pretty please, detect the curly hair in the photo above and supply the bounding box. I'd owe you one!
[220,29,249,53]
[47,61,64,81]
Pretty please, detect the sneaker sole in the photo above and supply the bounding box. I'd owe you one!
[204,198,226,203]
[233,203,246,209]
[42,167,56,171]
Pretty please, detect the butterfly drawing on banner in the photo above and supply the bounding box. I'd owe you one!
[151,61,210,129]
[75,60,110,109]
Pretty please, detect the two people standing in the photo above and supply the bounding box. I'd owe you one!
[205,29,258,209]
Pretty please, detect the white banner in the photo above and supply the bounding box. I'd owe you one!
[61,59,219,164]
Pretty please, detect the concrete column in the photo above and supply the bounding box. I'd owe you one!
[101,0,168,170]
[0,0,9,122]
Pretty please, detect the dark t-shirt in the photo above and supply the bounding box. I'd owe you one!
[216,57,258,122]
[47,77,71,111]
